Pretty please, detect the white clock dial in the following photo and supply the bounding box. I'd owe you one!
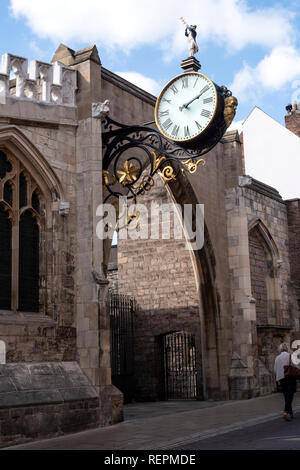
[155,72,218,142]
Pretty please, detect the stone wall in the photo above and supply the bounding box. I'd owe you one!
[244,181,291,326]
[225,177,293,396]
[0,362,99,447]
[286,199,300,336]
[107,246,118,292]
[0,45,134,443]
[287,199,300,284]
[0,97,78,365]
[0,43,170,443]
[101,68,155,125]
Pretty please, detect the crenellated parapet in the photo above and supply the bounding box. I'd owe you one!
[0,53,77,106]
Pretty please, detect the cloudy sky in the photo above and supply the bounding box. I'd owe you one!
[1,0,300,127]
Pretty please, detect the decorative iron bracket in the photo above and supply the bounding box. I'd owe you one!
[102,115,227,205]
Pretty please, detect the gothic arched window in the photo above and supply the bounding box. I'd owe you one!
[0,149,44,313]
[19,211,40,312]
[0,205,12,310]
[249,220,281,327]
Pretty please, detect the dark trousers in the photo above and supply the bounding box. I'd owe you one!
[280,377,297,415]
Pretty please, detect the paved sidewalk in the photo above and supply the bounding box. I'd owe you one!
[3,393,300,450]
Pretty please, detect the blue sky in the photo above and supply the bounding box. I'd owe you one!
[1,0,300,127]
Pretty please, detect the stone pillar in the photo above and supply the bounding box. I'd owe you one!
[98,275,123,426]
[225,183,258,399]
[67,43,123,425]
[75,117,103,386]
[75,116,123,425]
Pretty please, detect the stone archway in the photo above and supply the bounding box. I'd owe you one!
[248,218,283,380]
[248,218,281,326]
[0,126,64,201]
[105,169,222,402]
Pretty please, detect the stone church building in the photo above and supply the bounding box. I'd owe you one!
[0,43,299,446]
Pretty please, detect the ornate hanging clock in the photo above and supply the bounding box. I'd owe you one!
[101,18,238,212]
[155,71,237,151]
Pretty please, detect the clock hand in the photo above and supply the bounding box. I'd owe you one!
[179,88,209,112]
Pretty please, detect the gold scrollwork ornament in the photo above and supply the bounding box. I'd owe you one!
[133,175,155,195]
[159,165,176,182]
[152,152,166,172]
[182,158,206,174]
[102,170,117,190]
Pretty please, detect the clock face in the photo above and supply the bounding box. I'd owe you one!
[155,72,218,142]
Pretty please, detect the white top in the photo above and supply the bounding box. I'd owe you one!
[274,351,290,381]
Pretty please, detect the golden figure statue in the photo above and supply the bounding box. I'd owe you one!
[224,96,238,128]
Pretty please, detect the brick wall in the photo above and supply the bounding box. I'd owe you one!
[285,112,300,137]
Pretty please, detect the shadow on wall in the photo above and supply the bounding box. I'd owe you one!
[0,340,6,364]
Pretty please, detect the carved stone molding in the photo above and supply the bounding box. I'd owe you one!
[92,100,110,119]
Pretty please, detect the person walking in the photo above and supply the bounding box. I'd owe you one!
[274,343,297,421]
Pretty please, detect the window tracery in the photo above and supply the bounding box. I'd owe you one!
[0,149,44,313]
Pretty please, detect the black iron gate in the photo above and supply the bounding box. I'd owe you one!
[163,331,200,400]
[109,291,135,403]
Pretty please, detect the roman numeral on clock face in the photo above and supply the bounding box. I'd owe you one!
[159,110,169,117]
[171,125,180,137]
[184,126,191,138]
[200,85,210,95]
[162,98,172,104]
[163,118,173,130]
[203,97,213,104]
[201,109,211,118]
[170,84,178,95]
[182,77,189,88]
[195,121,202,131]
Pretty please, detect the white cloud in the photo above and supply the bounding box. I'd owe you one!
[114,72,160,96]
[231,46,300,101]
[29,40,48,59]
[10,0,295,58]
[10,0,300,106]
